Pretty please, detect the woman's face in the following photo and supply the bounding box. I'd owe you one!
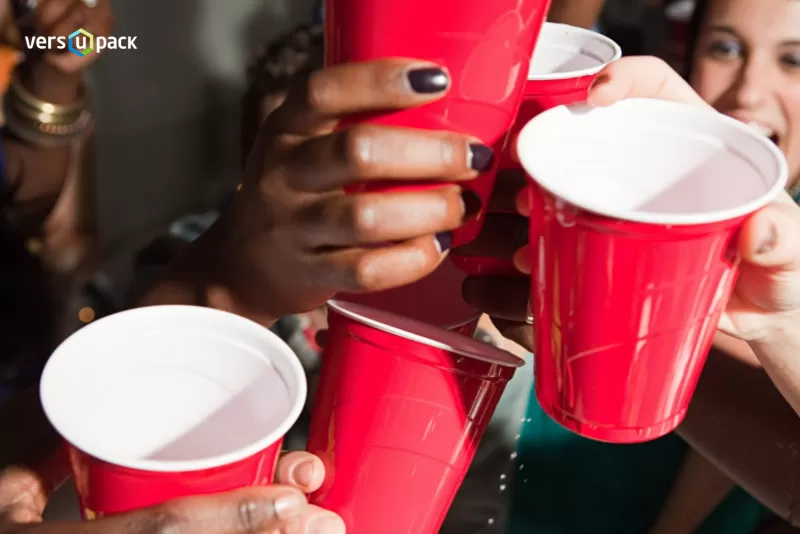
[691,0,800,187]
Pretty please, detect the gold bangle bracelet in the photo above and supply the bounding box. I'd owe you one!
[6,90,84,126]
[9,71,85,116]
[3,100,91,147]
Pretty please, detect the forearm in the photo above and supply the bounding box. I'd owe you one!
[677,347,800,525]
[547,0,607,28]
[749,326,800,418]
[2,62,80,216]
[650,448,736,534]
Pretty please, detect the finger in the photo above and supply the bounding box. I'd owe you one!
[0,467,48,523]
[513,245,532,274]
[515,186,531,216]
[71,0,113,37]
[79,485,310,534]
[43,3,84,40]
[286,504,346,534]
[269,59,451,136]
[740,195,800,271]
[451,213,527,260]
[488,169,527,213]
[296,187,465,247]
[35,0,81,33]
[316,235,444,293]
[462,275,529,321]
[276,452,325,493]
[491,318,534,353]
[280,125,491,192]
[587,56,712,110]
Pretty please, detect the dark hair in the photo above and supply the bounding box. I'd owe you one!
[241,24,324,166]
[683,0,709,80]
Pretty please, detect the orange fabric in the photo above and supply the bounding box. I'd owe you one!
[0,46,21,93]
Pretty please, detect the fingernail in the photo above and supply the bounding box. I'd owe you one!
[461,190,483,219]
[407,67,449,93]
[306,512,346,534]
[756,220,778,255]
[469,144,494,172]
[435,231,453,254]
[589,74,610,91]
[274,491,307,520]
[292,460,315,487]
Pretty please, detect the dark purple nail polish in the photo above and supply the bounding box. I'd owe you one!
[407,68,449,94]
[461,190,482,219]
[435,231,453,254]
[469,144,494,172]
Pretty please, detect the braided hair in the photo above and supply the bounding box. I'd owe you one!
[241,24,324,166]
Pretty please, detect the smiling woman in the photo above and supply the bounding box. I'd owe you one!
[687,0,800,198]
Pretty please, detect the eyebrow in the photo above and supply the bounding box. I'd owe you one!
[706,24,740,37]
[706,24,800,47]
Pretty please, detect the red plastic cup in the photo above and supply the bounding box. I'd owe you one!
[337,257,481,336]
[452,23,621,275]
[308,300,524,533]
[40,306,307,518]
[328,0,552,247]
[516,99,788,443]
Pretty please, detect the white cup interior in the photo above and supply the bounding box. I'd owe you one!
[516,98,788,224]
[328,300,524,368]
[40,306,307,472]
[528,22,622,80]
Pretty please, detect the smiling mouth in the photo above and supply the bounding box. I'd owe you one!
[745,121,780,146]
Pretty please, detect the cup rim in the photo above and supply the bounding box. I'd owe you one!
[527,22,622,81]
[40,305,308,473]
[327,299,525,368]
[516,98,789,225]
[443,310,483,331]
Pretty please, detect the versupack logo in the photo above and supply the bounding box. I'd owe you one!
[25,29,137,57]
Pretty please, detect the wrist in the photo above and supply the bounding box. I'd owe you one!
[196,214,281,327]
[748,320,800,356]
[17,61,82,105]
[141,216,281,328]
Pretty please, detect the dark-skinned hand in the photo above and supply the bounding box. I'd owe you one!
[0,452,344,534]
[203,59,493,324]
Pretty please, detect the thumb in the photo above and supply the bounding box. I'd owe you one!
[740,193,800,270]
[586,56,712,110]
[0,467,48,525]
[736,193,800,312]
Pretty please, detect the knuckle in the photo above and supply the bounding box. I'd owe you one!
[351,254,380,291]
[305,69,335,114]
[139,507,185,534]
[349,196,381,240]
[339,125,381,176]
[235,498,271,534]
[641,55,668,70]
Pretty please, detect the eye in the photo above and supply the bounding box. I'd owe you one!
[780,51,800,69]
[707,39,742,60]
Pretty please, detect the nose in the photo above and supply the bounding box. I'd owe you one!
[729,56,772,109]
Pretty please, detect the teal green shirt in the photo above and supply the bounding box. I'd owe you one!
[507,391,770,533]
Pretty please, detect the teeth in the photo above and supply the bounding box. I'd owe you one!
[747,121,775,139]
